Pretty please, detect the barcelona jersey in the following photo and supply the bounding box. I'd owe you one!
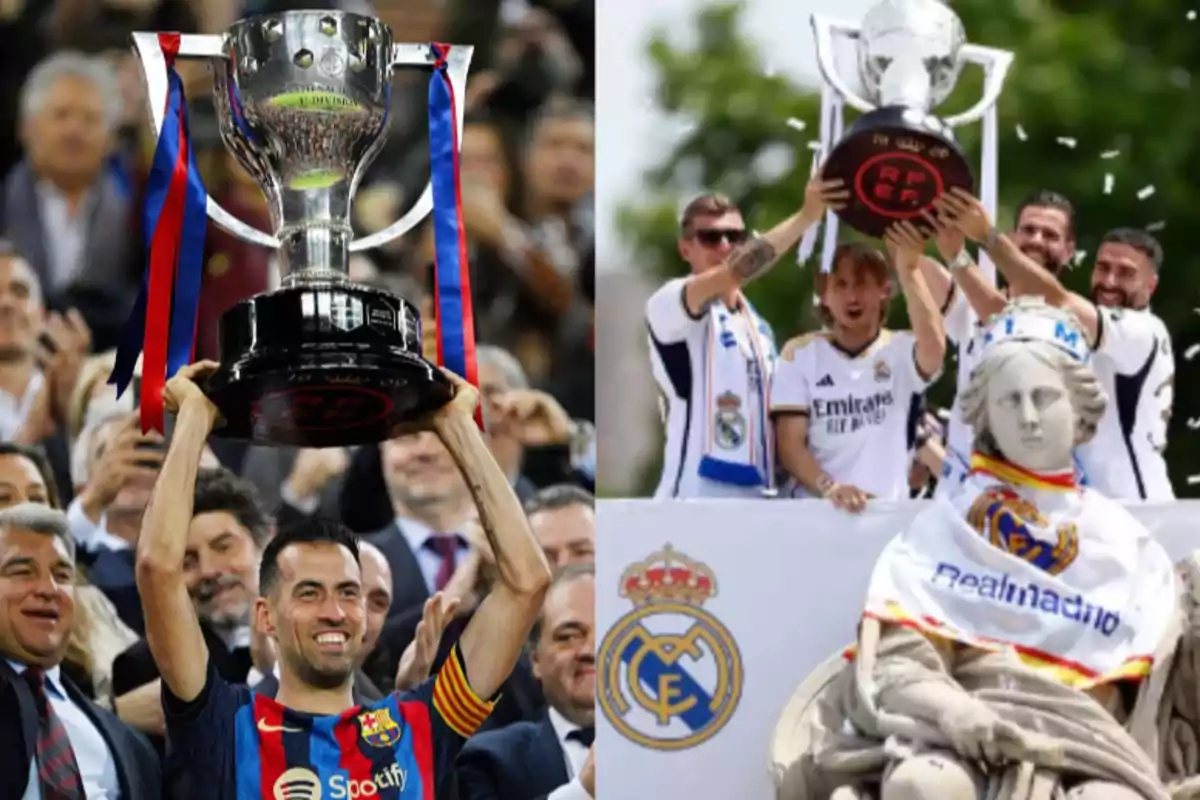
[163,643,494,799]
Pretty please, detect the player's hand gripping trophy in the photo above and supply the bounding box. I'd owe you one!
[110,13,476,446]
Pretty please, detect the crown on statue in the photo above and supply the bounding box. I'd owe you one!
[979,296,1090,363]
[619,544,717,607]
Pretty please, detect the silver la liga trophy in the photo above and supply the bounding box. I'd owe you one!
[806,0,1013,245]
[120,12,472,446]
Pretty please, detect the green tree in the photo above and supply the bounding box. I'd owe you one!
[621,0,1200,497]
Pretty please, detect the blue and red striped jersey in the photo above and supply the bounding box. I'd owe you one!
[163,643,494,799]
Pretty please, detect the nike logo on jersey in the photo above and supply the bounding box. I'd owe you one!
[816,374,834,387]
[258,718,303,733]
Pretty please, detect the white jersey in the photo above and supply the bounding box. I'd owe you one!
[645,277,776,499]
[771,329,936,499]
[1075,304,1174,500]
[937,287,987,497]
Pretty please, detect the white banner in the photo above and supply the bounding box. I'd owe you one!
[596,500,1200,799]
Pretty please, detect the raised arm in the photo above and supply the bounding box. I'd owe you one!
[884,222,946,381]
[680,174,849,317]
[133,362,220,703]
[934,189,1098,344]
[434,377,552,700]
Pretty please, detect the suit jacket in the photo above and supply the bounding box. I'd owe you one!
[456,714,569,800]
[111,621,252,698]
[364,522,433,620]
[0,659,161,800]
[2,160,138,350]
[251,667,384,705]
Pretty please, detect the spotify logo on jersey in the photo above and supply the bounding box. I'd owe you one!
[272,765,408,800]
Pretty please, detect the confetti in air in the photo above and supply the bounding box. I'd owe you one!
[1072,250,1089,267]
[1189,475,1200,486]
[1056,136,1078,148]
[1187,344,1200,361]
[1103,174,1114,195]
[1100,150,1121,159]
[1188,9,1197,20]
[1137,185,1156,200]
[1146,220,1167,232]
[806,140,822,152]
[1190,417,1200,429]
[786,118,807,133]
[1015,124,1028,141]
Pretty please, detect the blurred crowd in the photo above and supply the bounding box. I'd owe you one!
[0,0,597,798]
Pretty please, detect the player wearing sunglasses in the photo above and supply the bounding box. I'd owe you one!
[644,173,848,499]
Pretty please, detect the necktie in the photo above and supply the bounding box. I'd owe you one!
[23,667,84,800]
[568,726,595,747]
[426,535,459,591]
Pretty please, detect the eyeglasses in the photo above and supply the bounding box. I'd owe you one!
[693,228,748,247]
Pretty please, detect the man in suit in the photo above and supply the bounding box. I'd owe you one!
[0,501,160,799]
[3,52,139,351]
[457,564,596,800]
[111,467,270,734]
[250,540,389,704]
[372,483,597,724]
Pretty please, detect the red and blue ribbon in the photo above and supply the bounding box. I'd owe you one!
[109,33,207,433]
[428,43,483,429]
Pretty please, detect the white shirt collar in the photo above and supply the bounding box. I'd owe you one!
[6,658,65,697]
[547,705,581,747]
[397,515,470,552]
[215,624,251,651]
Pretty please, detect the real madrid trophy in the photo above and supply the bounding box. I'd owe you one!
[117,12,473,447]
[810,0,1013,238]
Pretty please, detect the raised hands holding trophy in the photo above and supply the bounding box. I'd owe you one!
[110,12,478,446]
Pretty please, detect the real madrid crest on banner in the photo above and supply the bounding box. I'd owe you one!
[597,545,743,751]
[713,392,746,450]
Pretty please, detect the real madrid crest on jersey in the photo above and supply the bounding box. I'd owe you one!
[713,392,746,450]
[358,707,402,747]
[597,545,743,751]
[873,358,891,382]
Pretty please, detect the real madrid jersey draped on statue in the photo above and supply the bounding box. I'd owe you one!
[864,454,1177,686]
[771,329,936,500]
[645,277,777,499]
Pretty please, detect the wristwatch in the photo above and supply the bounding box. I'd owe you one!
[949,249,973,271]
[567,419,596,472]
[815,473,836,497]
[983,226,1003,251]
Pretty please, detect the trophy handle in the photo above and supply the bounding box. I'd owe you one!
[810,15,876,114]
[131,32,281,250]
[349,43,473,253]
[942,45,1014,127]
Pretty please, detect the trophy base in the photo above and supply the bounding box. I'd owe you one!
[822,105,975,238]
[205,283,452,448]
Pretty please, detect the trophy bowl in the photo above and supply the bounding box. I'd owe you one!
[814,0,976,237]
[821,108,974,238]
[205,285,451,447]
[130,12,472,445]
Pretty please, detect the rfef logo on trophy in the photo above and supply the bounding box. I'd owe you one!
[597,545,743,751]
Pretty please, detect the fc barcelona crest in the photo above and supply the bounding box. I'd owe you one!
[358,707,402,748]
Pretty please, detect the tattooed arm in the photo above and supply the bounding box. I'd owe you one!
[682,176,848,316]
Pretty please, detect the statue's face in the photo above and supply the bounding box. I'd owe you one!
[984,349,1076,472]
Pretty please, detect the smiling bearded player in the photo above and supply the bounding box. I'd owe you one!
[775,298,1182,800]
[135,362,552,800]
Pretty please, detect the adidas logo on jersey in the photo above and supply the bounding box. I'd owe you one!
[816,374,835,387]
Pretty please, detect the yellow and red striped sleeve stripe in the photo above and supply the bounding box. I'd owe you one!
[432,643,495,739]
